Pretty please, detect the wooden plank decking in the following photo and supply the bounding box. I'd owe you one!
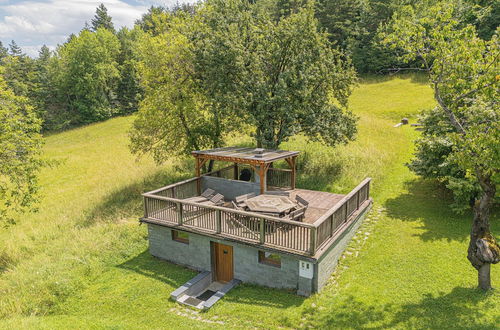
[288,189,344,224]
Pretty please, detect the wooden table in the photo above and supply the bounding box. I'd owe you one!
[245,194,297,214]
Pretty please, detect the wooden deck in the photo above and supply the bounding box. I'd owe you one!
[142,176,372,256]
[288,189,344,224]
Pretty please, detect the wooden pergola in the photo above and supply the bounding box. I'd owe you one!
[192,147,299,194]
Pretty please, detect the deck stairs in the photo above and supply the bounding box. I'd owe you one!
[171,271,241,310]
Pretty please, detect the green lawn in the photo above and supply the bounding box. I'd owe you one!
[0,74,498,329]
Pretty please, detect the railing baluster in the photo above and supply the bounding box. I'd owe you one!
[176,202,183,225]
[260,218,265,244]
[216,209,221,233]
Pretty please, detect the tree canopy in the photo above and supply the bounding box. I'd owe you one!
[51,28,121,124]
[129,0,357,163]
[199,0,357,149]
[130,12,234,162]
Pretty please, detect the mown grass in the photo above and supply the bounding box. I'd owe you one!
[0,74,498,329]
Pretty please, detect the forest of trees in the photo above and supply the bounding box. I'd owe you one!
[0,1,497,131]
[1,0,498,217]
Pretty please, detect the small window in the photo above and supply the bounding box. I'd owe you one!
[172,230,189,244]
[258,251,281,268]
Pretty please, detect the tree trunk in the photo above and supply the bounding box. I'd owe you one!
[467,173,499,290]
[256,128,262,148]
[478,264,491,290]
[207,160,214,173]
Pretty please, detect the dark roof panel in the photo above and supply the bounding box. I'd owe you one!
[192,146,299,164]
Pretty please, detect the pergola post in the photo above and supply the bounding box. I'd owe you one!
[194,156,208,195]
[233,163,238,180]
[258,163,270,194]
[285,156,297,190]
[195,156,201,194]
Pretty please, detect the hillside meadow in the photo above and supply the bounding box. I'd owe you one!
[0,74,498,329]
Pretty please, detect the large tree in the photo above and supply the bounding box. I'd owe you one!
[196,0,357,149]
[383,3,499,290]
[130,12,237,164]
[51,28,121,124]
[0,68,43,225]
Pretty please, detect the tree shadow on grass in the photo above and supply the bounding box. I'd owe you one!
[304,295,391,329]
[386,287,499,329]
[222,283,306,309]
[384,179,472,242]
[80,167,192,227]
[116,250,197,289]
[310,287,497,329]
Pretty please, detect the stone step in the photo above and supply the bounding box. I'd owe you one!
[171,271,241,310]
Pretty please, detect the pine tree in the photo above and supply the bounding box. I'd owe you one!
[116,27,142,114]
[0,41,8,62]
[38,45,51,61]
[8,40,23,56]
[91,4,115,33]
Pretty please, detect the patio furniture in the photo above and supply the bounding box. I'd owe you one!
[234,192,256,208]
[295,195,309,207]
[231,201,243,211]
[245,194,297,215]
[200,193,225,206]
[202,188,216,198]
[285,206,307,222]
[184,191,224,217]
[184,188,216,203]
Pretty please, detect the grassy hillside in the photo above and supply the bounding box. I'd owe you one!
[0,74,498,329]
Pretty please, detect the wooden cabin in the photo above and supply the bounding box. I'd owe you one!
[141,147,372,302]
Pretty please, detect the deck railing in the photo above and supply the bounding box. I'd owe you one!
[142,177,371,256]
[267,167,292,189]
[313,178,371,250]
[205,164,292,190]
[143,178,315,254]
[204,165,235,180]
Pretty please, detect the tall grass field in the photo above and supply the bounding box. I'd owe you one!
[0,74,498,329]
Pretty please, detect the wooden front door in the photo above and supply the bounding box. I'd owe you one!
[213,242,234,283]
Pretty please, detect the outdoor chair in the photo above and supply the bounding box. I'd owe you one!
[200,193,224,206]
[295,195,309,207]
[183,188,216,203]
[231,201,243,210]
[184,191,224,219]
[201,188,215,198]
[285,206,306,222]
[235,192,256,207]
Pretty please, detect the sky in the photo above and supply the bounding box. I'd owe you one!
[0,0,195,57]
